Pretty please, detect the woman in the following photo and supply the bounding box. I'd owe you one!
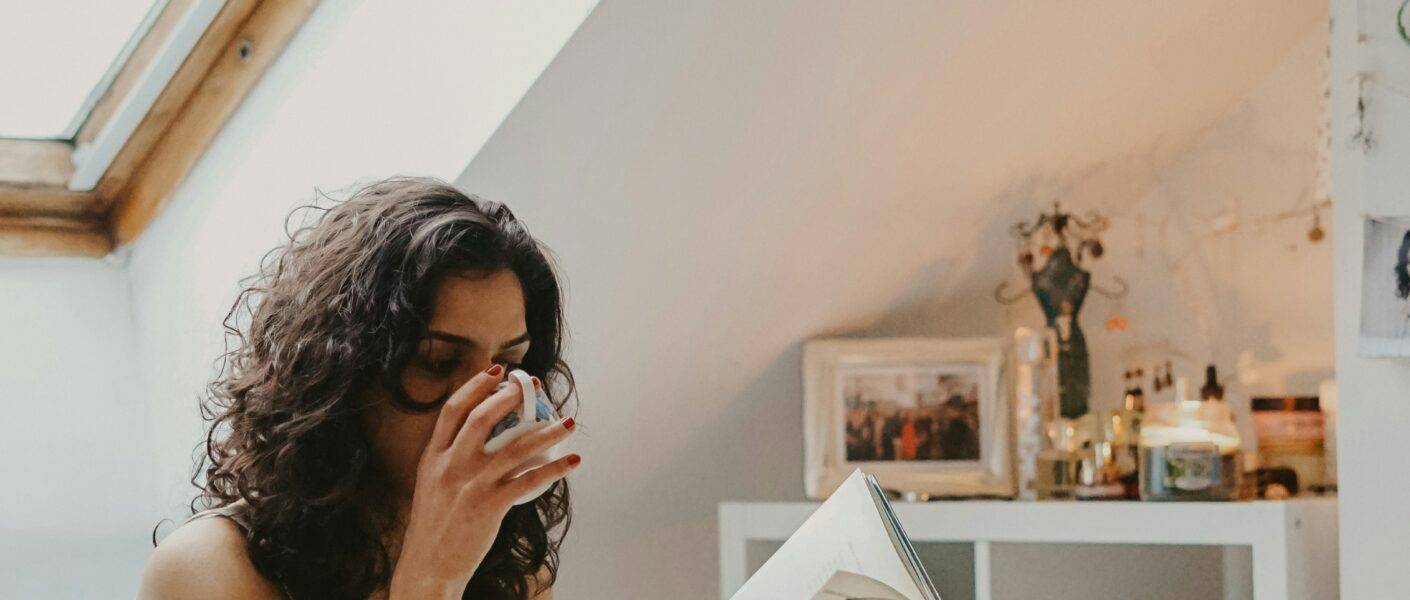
[138,178,580,599]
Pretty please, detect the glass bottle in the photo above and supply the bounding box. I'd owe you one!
[1036,419,1080,500]
[1114,374,1144,499]
[1073,409,1129,500]
[1015,327,1080,500]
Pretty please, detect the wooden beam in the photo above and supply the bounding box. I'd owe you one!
[94,0,260,205]
[0,185,99,219]
[0,144,102,256]
[0,216,110,257]
[0,139,74,188]
[74,0,197,146]
[108,0,318,244]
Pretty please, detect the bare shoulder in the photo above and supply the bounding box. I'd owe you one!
[137,516,283,600]
[530,565,554,599]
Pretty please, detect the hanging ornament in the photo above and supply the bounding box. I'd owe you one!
[1308,204,1326,243]
[1105,271,1130,333]
[993,201,1127,418]
[1019,250,1035,269]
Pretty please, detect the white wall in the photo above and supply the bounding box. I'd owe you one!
[1331,0,1410,597]
[0,259,154,598]
[124,0,598,520]
[1053,29,1334,441]
[455,2,1328,597]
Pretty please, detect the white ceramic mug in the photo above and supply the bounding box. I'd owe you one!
[484,369,562,505]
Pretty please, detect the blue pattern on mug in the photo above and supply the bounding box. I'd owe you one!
[489,388,557,440]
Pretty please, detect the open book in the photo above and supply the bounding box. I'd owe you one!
[731,470,942,600]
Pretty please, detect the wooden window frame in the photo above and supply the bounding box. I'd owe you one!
[0,0,317,257]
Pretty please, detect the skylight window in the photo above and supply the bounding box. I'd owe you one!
[0,1,161,139]
[0,0,316,257]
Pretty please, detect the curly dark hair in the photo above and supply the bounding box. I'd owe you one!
[1396,229,1410,300]
[178,177,573,598]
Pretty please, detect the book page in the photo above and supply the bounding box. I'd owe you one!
[731,470,926,600]
[810,571,910,600]
[868,475,942,600]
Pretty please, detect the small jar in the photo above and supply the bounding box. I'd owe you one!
[1036,417,1080,500]
[1251,396,1324,492]
[1139,379,1242,501]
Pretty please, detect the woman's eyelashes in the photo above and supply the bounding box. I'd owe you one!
[413,351,463,376]
[413,351,524,378]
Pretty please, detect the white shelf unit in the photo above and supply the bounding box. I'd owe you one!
[718,497,1338,600]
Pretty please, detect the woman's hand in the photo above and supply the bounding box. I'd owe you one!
[389,365,579,599]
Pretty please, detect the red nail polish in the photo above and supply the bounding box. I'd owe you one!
[487,364,503,376]
[563,417,575,431]
[567,454,581,467]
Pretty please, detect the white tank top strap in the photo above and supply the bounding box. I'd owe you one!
[181,498,253,535]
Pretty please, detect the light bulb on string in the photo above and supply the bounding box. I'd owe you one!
[1308,202,1326,243]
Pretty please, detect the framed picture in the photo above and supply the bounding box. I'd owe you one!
[1359,216,1410,358]
[804,337,1012,500]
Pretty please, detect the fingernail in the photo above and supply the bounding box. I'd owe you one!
[531,376,542,389]
[562,417,575,431]
[487,364,503,376]
[567,454,581,467]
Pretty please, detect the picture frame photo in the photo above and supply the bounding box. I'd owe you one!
[803,337,1012,500]
[1359,215,1410,358]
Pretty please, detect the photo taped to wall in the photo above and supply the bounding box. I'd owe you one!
[1359,216,1410,358]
